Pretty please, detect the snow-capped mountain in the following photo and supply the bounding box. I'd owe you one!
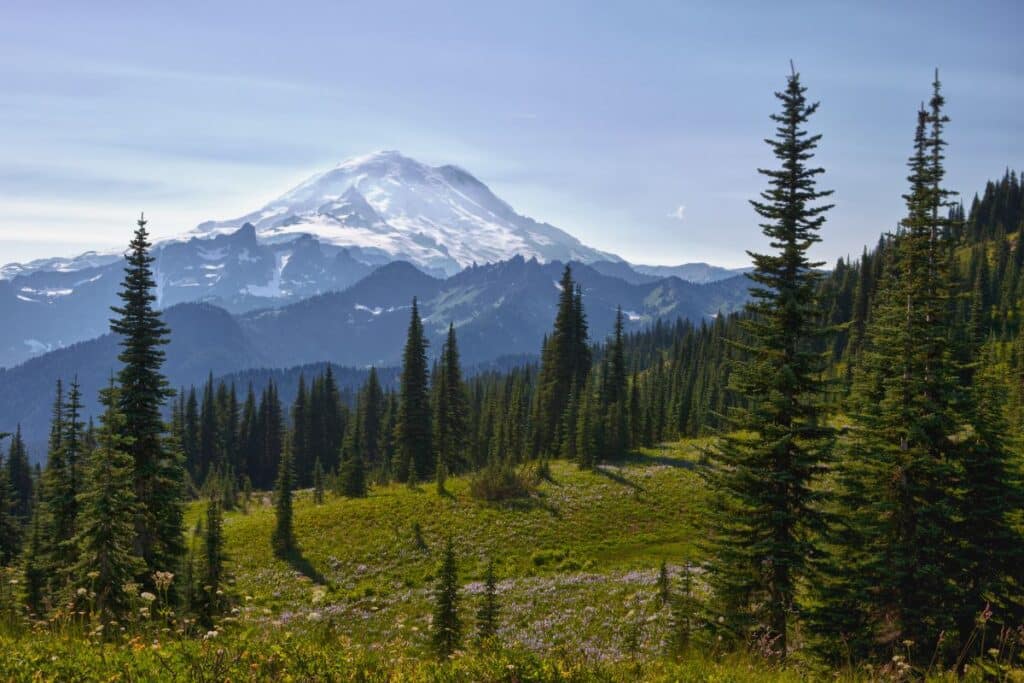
[192,150,619,275]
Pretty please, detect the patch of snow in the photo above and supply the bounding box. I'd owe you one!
[16,295,36,302]
[244,250,292,298]
[198,247,227,261]
[624,310,644,322]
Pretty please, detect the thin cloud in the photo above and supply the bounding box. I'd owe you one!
[668,205,686,221]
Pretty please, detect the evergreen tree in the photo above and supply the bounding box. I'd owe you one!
[657,559,670,607]
[953,343,1024,652]
[702,66,833,657]
[290,374,311,486]
[339,448,367,498]
[360,367,385,468]
[811,75,965,663]
[5,426,32,521]
[70,383,144,625]
[396,298,432,482]
[434,324,469,481]
[198,495,226,626]
[432,536,461,658]
[533,266,590,457]
[476,558,499,643]
[109,214,184,579]
[21,491,45,615]
[272,443,295,555]
[312,458,325,504]
[199,374,217,479]
[0,445,20,565]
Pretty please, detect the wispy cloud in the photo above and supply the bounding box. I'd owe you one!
[667,205,686,221]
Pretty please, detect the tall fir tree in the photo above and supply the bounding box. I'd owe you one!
[395,298,433,482]
[109,214,184,579]
[0,441,20,565]
[5,425,32,520]
[70,383,145,625]
[811,76,966,663]
[434,324,469,482]
[21,490,45,616]
[702,66,833,657]
[534,266,590,457]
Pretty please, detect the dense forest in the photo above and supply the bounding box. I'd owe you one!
[1,69,1023,679]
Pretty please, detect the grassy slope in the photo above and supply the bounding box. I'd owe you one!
[218,441,711,662]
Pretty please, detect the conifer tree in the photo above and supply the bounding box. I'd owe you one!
[339,447,367,498]
[953,342,1024,651]
[0,446,19,565]
[360,367,385,468]
[433,536,461,658]
[476,558,499,643]
[21,491,45,615]
[396,298,432,482]
[272,443,295,555]
[198,495,226,626]
[811,75,966,663]
[291,374,311,486]
[702,66,833,657]
[312,458,325,504]
[109,214,184,579]
[5,426,32,521]
[70,383,144,625]
[657,559,670,607]
[434,324,469,481]
[533,266,590,457]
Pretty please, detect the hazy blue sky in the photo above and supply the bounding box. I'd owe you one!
[1,1,1021,267]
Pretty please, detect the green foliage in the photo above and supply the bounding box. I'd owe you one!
[109,214,185,582]
[476,558,499,643]
[272,444,295,555]
[433,536,461,658]
[70,383,145,625]
[703,67,834,656]
[396,298,433,482]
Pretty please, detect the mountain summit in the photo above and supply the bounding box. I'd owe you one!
[193,150,619,275]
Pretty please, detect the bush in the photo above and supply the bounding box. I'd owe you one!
[468,462,538,501]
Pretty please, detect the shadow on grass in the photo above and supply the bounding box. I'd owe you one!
[593,465,647,494]
[621,451,698,470]
[277,546,328,586]
[494,490,562,518]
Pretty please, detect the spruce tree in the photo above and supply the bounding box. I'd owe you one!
[811,76,965,663]
[21,491,45,615]
[198,495,226,626]
[476,558,499,643]
[339,448,367,498]
[109,214,184,579]
[5,426,32,521]
[954,342,1024,652]
[432,536,461,658]
[396,298,432,482]
[533,266,590,457]
[434,324,469,483]
[70,383,144,625]
[272,443,295,555]
[702,66,833,657]
[312,458,325,504]
[0,446,19,565]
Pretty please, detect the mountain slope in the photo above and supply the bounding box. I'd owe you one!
[193,150,619,275]
[0,257,750,457]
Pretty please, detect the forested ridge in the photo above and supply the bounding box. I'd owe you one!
[1,69,1023,680]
